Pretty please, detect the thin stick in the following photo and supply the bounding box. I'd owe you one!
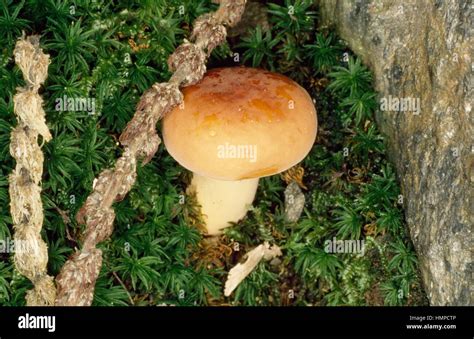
[111,271,135,306]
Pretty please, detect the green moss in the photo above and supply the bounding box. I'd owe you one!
[0,0,427,306]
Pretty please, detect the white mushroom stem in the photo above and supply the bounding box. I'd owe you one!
[190,173,259,235]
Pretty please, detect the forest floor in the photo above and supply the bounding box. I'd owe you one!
[0,0,428,306]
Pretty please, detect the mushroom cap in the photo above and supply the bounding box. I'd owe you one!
[162,67,317,181]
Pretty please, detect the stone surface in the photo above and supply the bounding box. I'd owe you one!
[227,0,270,37]
[284,181,306,223]
[317,0,472,305]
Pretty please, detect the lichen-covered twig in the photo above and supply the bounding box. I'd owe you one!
[54,0,246,306]
[9,35,56,306]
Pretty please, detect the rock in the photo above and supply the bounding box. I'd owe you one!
[284,181,306,223]
[316,0,472,305]
[227,0,270,37]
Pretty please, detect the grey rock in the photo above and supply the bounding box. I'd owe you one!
[227,0,270,37]
[284,181,306,223]
[317,0,473,305]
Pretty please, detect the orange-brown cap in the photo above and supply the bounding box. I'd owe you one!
[162,67,317,180]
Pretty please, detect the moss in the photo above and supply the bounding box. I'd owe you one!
[0,0,427,306]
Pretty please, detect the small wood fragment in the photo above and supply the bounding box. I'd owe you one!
[224,242,281,297]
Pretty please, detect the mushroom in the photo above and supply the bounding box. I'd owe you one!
[163,67,317,235]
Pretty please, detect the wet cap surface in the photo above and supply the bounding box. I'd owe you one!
[163,67,318,180]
